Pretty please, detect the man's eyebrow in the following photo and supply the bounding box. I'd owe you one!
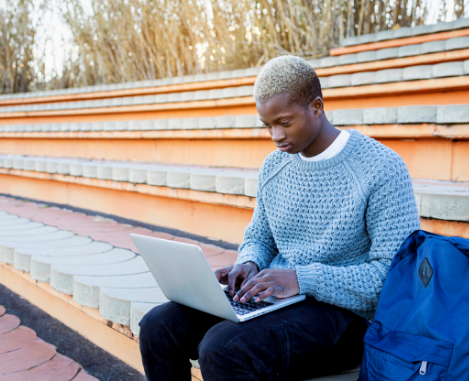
[260,115,294,124]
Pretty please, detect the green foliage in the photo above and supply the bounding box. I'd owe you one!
[0,0,37,93]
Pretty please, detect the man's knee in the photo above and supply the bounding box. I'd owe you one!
[139,302,183,345]
[198,320,288,379]
[198,321,237,369]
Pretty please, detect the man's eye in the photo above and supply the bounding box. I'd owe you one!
[281,121,289,126]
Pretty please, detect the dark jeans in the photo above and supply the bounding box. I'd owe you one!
[139,298,367,381]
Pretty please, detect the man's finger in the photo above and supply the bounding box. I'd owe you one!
[214,266,232,283]
[233,276,258,301]
[239,282,269,303]
[239,269,258,288]
[227,267,242,295]
[256,286,275,302]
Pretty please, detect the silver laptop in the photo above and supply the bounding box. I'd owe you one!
[130,234,305,323]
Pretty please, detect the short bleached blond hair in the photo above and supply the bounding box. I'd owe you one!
[253,55,322,107]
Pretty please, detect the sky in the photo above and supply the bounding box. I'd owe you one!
[33,0,466,82]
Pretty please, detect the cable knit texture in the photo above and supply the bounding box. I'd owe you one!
[236,130,421,320]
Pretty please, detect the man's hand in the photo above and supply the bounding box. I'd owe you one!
[233,269,300,303]
[215,262,259,296]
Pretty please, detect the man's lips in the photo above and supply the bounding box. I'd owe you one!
[277,144,292,152]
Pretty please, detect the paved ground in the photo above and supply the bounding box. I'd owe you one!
[0,285,146,381]
[0,193,239,251]
[0,194,240,380]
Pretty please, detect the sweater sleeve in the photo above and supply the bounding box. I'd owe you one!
[236,171,279,271]
[295,160,420,318]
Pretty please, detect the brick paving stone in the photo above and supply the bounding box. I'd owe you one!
[0,326,36,354]
[151,231,174,240]
[0,305,98,380]
[206,250,238,267]
[198,243,225,257]
[0,354,81,381]
[0,315,20,335]
[173,236,199,245]
[0,198,234,264]
[0,340,56,374]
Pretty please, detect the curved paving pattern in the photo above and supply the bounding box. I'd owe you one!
[99,287,168,325]
[0,305,98,380]
[73,273,157,308]
[13,241,109,272]
[0,196,238,335]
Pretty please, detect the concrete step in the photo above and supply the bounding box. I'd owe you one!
[14,241,112,272]
[0,231,75,263]
[31,248,134,284]
[0,217,31,226]
[1,59,469,116]
[341,17,469,48]
[414,180,469,221]
[50,256,150,295]
[0,155,259,197]
[2,236,92,266]
[99,287,168,325]
[2,104,469,133]
[74,273,158,309]
[0,85,254,114]
[312,35,469,68]
[0,69,261,102]
[1,154,468,223]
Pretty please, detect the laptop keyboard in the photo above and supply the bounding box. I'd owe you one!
[224,290,274,315]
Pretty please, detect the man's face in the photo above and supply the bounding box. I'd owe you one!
[256,93,321,155]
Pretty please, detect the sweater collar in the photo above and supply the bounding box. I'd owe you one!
[289,129,360,171]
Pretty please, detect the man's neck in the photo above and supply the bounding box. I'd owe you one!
[300,122,341,158]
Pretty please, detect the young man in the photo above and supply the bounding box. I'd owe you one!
[139,56,421,380]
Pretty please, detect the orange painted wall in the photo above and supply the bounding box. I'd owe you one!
[0,137,467,180]
[420,218,469,239]
[0,174,252,243]
[380,138,454,181]
[326,89,469,110]
[153,139,275,168]
[451,141,469,182]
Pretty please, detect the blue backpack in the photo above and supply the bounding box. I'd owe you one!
[359,230,469,380]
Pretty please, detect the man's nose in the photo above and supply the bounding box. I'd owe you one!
[271,126,286,143]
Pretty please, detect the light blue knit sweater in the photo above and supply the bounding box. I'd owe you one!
[236,130,421,320]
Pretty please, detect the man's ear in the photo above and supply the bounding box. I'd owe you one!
[309,97,324,119]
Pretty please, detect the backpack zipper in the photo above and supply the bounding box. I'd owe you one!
[419,361,428,375]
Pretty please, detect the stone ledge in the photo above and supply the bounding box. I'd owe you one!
[0,159,468,223]
[1,58,469,115]
[0,156,259,198]
[343,18,469,47]
[1,123,469,140]
[2,105,469,134]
